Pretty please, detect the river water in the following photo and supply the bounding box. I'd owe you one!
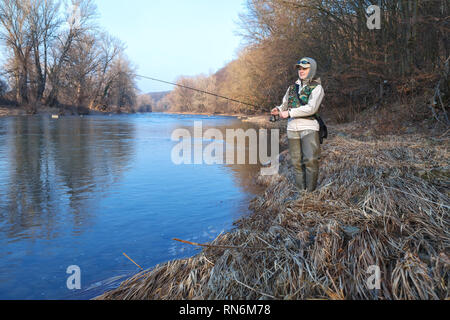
[0,113,268,300]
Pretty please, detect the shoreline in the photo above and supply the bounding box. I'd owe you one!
[94,118,449,300]
[0,106,267,121]
[0,104,110,118]
[0,105,27,117]
[0,106,276,129]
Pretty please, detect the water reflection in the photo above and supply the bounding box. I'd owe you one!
[168,117,273,196]
[0,113,269,299]
[0,116,135,241]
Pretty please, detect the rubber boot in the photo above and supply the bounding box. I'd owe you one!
[301,131,320,192]
[288,138,306,191]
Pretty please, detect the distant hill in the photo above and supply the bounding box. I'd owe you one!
[146,91,171,103]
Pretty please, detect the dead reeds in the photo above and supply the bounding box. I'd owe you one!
[95,124,449,300]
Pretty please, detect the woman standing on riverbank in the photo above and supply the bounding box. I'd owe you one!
[271,57,325,193]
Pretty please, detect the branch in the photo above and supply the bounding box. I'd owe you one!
[172,238,274,251]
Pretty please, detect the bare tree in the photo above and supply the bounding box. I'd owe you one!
[136,94,154,113]
[213,0,449,116]
[46,0,97,107]
[27,0,61,103]
[88,32,124,110]
[105,54,137,113]
[0,0,32,104]
[0,0,139,114]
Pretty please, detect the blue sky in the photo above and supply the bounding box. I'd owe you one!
[96,0,246,93]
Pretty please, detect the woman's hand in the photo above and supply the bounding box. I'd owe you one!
[271,108,279,115]
[280,110,290,119]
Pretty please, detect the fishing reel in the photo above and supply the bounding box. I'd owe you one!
[269,114,280,122]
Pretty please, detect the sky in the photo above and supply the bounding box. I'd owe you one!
[96,0,246,93]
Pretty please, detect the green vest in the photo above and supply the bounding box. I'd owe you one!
[287,81,320,120]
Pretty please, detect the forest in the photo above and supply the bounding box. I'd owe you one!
[0,0,137,114]
[161,0,448,127]
[0,0,448,124]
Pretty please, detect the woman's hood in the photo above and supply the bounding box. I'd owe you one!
[299,57,320,85]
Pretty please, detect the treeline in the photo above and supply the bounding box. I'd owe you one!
[167,0,449,122]
[0,0,138,114]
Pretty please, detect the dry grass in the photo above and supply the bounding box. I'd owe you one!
[95,123,449,300]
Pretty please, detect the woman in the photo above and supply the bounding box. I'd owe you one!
[271,57,325,193]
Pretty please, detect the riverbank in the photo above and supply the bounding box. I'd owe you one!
[0,104,134,118]
[0,105,26,117]
[95,116,449,300]
[0,105,267,121]
[0,105,272,123]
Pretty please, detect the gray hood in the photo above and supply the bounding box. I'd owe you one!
[300,57,320,85]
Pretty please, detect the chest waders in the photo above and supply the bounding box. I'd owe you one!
[287,82,321,192]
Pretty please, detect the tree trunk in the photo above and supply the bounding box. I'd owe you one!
[34,45,45,103]
[17,62,29,105]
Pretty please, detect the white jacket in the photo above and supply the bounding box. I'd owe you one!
[277,79,325,132]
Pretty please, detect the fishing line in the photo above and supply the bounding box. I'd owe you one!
[135,74,261,109]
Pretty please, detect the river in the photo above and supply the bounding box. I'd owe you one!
[0,113,268,300]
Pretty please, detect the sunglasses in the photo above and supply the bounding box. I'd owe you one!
[297,60,311,66]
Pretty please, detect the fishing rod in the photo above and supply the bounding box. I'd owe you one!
[135,74,261,110]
